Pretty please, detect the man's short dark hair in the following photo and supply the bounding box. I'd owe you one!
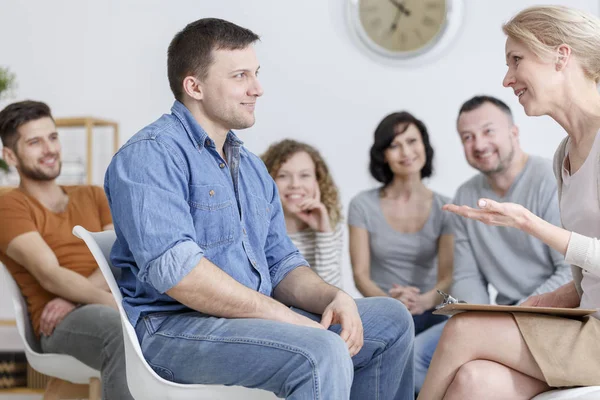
[0,100,53,151]
[457,95,514,123]
[167,18,260,101]
[369,111,435,185]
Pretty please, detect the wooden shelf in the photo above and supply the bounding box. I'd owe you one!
[54,117,117,128]
[0,319,16,326]
[54,116,120,185]
[0,387,44,394]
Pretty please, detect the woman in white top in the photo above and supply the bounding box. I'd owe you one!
[262,139,343,288]
[419,6,600,400]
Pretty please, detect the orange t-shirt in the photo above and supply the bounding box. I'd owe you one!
[0,186,112,335]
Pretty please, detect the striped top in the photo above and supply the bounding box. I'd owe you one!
[288,223,343,288]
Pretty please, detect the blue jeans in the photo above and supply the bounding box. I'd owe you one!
[412,309,447,335]
[136,297,414,399]
[414,320,446,394]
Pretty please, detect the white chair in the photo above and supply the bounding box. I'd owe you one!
[1,263,101,400]
[72,225,278,400]
[534,386,600,400]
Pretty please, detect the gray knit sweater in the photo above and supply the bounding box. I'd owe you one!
[553,136,600,297]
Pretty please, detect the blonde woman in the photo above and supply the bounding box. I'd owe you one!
[262,139,343,287]
[420,6,600,400]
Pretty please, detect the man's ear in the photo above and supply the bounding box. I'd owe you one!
[511,124,521,143]
[555,44,572,72]
[182,75,203,101]
[2,146,18,167]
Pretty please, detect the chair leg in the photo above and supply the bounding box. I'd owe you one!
[43,378,63,400]
[89,377,101,400]
[43,377,92,399]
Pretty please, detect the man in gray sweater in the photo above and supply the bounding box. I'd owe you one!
[414,95,572,393]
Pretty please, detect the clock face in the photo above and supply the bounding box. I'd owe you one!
[358,0,447,54]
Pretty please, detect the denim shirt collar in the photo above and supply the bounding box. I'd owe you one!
[170,101,245,155]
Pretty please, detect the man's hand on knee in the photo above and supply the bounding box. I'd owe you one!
[320,292,364,356]
[40,297,77,336]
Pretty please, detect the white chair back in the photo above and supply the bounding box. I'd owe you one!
[1,263,99,384]
[72,225,276,400]
[2,264,42,353]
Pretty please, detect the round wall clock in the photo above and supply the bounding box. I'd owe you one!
[347,0,464,64]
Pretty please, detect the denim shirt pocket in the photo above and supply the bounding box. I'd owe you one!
[188,184,235,248]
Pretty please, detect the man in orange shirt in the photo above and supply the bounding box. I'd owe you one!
[0,101,133,399]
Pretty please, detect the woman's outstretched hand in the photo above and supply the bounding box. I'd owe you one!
[442,198,532,231]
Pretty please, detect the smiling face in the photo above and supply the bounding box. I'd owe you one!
[198,46,264,131]
[384,123,427,179]
[457,102,519,176]
[274,151,318,215]
[502,36,562,116]
[3,117,62,181]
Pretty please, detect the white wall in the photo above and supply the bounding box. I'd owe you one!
[0,0,597,327]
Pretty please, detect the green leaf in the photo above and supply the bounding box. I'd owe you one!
[0,67,17,99]
[0,158,9,173]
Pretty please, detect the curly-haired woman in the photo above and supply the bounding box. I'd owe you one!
[348,111,454,335]
[262,139,343,287]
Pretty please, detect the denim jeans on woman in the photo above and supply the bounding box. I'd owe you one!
[414,320,447,394]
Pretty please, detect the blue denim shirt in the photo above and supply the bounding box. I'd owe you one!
[104,101,308,327]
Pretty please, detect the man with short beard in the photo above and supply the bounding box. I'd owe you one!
[413,95,572,394]
[0,100,133,399]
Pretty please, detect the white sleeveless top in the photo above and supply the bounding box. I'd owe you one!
[561,131,600,318]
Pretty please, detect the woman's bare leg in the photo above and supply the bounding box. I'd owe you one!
[444,360,550,400]
[417,312,548,400]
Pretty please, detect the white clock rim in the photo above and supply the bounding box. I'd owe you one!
[347,0,464,65]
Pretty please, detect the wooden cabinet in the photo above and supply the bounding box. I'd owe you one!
[54,117,119,184]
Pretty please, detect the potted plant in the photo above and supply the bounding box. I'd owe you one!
[0,66,17,174]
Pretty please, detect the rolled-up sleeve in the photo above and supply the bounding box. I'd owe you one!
[262,179,308,288]
[106,138,204,293]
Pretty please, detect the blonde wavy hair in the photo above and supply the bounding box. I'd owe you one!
[503,6,600,83]
[261,139,342,227]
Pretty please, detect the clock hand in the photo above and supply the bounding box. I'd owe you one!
[397,3,411,17]
[388,8,403,33]
[388,0,411,17]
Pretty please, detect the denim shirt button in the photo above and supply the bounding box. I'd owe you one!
[209,189,215,197]
[219,163,225,168]
[205,138,211,146]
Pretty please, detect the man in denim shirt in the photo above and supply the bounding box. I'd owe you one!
[105,18,414,399]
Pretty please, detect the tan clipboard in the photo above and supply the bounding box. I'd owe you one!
[433,303,597,318]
